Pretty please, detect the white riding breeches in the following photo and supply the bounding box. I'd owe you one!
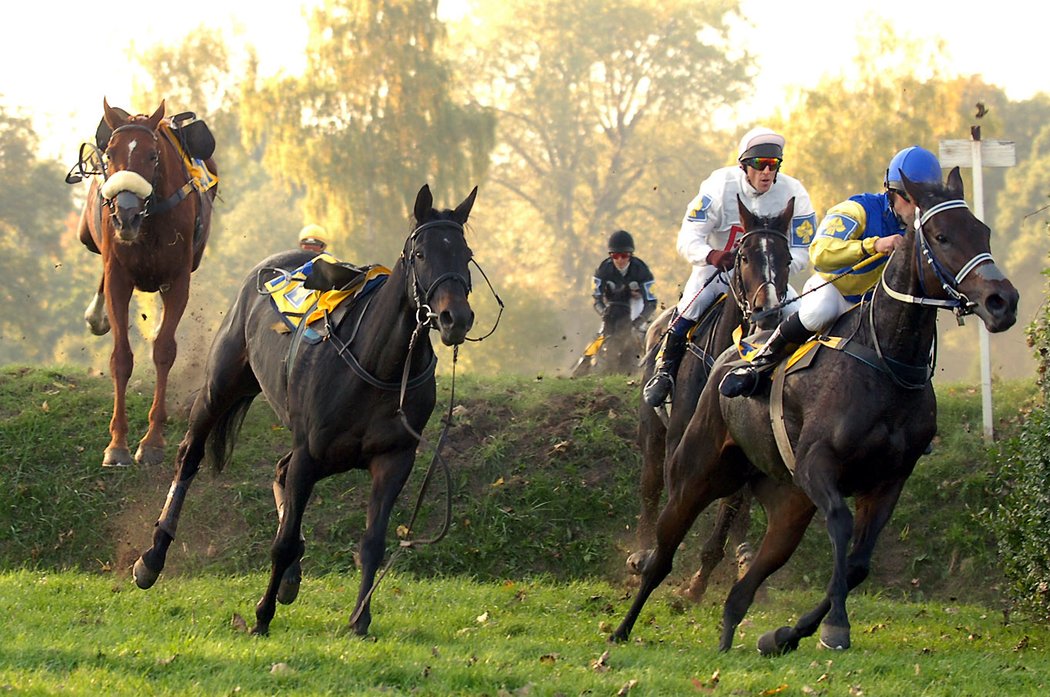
[676,265,728,321]
[797,273,854,332]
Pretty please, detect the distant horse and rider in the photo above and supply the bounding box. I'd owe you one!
[71,98,218,468]
[630,197,795,599]
[134,185,479,637]
[614,165,1018,653]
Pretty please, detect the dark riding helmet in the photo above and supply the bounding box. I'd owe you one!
[885,146,942,192]
[608,230,635,254]
[737,126,785,162]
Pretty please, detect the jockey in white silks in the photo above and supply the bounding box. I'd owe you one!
[642,126,817,408]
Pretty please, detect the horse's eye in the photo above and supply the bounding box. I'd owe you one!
[935,234,948,244]
[149,152,159,163]
[414,250,425,260]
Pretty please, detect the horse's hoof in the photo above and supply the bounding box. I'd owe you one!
[250,624,270,637]
[678,573,709,603]
[625,549,653,575]
[102,447,133,468]
[135,443,165,466]
[818,624,851,651]
[735,542,754,580]
[277,564,302,605]
[84,294,111,336]
[132,557,160,589]
[757,626,799,656]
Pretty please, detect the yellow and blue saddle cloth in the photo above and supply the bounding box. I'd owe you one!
[263,253,391,344]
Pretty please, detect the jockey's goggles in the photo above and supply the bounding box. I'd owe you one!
[742,157,782,172]
[610,252,632,261]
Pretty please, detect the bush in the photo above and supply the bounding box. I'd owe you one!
[986,266,1050,620]
[988,406,1050,620]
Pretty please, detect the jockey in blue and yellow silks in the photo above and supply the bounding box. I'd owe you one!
[718,145,944,398]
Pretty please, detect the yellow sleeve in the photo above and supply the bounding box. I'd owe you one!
[809,200,876,273]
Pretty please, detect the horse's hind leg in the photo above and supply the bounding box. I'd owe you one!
[136,276,190,465]
[348,450,416,636]
[681,490,747,602]
[134,328,257,589]
[272,452,306,605]
[254,448,316,636]
[720,480,815,653]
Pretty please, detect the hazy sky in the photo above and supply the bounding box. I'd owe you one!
[3,0,1045,160]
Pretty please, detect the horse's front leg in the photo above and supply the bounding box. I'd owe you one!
[102,269,135,468]
[349,449,415,636]
[254,448,316,636]
[779,476,909,652]
[137,277,190,465]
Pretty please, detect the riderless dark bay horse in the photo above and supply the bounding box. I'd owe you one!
[75,98,217,467]
[630,198,793,599]
[614,168,1018,653]
[134,185,477,637]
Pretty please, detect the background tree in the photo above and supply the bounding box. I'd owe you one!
[462,0,748,291]
[241,0,495,264]
[0,107,76,365]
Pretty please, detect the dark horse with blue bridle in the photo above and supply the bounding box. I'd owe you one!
[614,167,1018,653]
[134,185,477,636]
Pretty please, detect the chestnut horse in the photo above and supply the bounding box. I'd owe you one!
[76,99,217,467]
[134,185,477,637]
[630,198,794,599]
[613,168,1019,653]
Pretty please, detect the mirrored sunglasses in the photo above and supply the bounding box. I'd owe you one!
[610,252,632,261]
[743,157,782,172]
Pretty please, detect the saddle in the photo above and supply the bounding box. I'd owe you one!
[262,254,391,344]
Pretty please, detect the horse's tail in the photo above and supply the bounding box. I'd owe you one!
[205,394,256,473]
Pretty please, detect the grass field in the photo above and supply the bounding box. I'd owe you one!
[1,366,1047,694]
[2,570,1048,695]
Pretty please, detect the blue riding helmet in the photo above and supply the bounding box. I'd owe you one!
[885,146,942,192]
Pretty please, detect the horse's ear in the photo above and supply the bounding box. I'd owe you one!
[736,194,755,229]
[900,171,924,206]
[452,186,479,225]
[946,166,965,197]
[414,184,433,223]
[146,101,166,130]
[103,97,127,129]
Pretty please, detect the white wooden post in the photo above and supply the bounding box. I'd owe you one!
[939,133,1016,442]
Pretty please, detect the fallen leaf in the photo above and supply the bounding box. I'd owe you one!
[231,613,249,633]
[41,401,49,413]
[476,611,490,624]
[761,685,789,696]
[270,662,293,675]
[491,477,505,487]
[617,679,638,695]
[592,650,611,672]
[539,653,558,665]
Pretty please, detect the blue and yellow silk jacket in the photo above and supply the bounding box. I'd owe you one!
[810,192,905,301]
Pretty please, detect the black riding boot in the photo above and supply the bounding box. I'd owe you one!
[719,313,811,398]
[643,330,688,407]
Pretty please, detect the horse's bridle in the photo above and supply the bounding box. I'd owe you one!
[404,219,473,329]
[729,227,791,326]
[100,123,161,213]
[879,199,994,322]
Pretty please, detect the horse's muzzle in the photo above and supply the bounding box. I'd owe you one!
[975,280,1019,333]
[437,306,475,346]
[110,191,146,242]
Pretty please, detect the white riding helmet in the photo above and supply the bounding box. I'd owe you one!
[737,126,785,162]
